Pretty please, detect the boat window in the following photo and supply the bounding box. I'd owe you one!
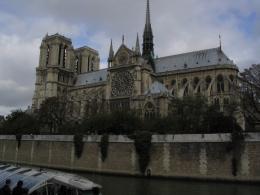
[7,168,20,172]
[57,186,77,195]
[0,165,10,170]
[2,174,27,189]
[23,174,49,190]
[31,185,48,195]
[18,169,32,174]
[32,172,44,177]
[0,172,17,185]
[47,184,56,195]
[78,190,96,195]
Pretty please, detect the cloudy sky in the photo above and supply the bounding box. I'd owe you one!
[0,0,259,116]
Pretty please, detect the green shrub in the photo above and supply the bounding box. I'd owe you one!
[1,110,39,135]
[230,125,245,177]
[73,134,85,159]
[16,134,22,149]
[134,131,152,174]
[99,134,109,162]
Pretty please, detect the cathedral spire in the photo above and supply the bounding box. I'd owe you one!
[122,35,125,45]
[108,39,114,66]
[146,0,151,26]
[219,34,222,51]
[143,0,154,68]
[135,33,141,56]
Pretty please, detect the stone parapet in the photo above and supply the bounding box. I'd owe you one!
[0,133,260,182]
[0,133,260,143]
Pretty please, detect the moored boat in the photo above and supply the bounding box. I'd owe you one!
[0,164,101,195]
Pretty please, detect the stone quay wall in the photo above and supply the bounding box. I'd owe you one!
[0,133,260,182]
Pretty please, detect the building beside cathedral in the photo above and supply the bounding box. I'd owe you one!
[32,0,239,121]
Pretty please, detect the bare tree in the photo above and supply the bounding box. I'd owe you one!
[38,97,67,133]
[239,64,260,130]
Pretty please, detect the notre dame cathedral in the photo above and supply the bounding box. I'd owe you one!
[32,0,239,121]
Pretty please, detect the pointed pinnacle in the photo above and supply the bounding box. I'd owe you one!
[219,34,222,51]
[135,33,141,55]
[108,39,114,61]
[122,35,125,45]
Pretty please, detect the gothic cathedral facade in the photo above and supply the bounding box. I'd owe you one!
[32,0,239,121]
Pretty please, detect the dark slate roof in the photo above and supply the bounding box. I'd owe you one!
[75,69,107,86]
[154,47,235,73]
[75,46,99,54]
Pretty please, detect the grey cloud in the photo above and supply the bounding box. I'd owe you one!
[4,1,260,65]
[0,80,33,107]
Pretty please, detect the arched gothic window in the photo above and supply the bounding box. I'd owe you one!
[171,79,176,86]
[63,46,67,68]
[144,102,156,119]
[197,86,201,94]
[205,76,212,89]
[229,75,234,82]
[75,57,79,73]
[80,55,83,73]
[46,45,50,66]
[87,56,91,71]
[184,86,189,97]
[58,44,62,65]
[172,90,175,97]
[58,73,61,82]
[193,77,200,89]
[217,75,224,93]
[214,98,220,110]
[214,98,220,106]
[91,57,95,71]
[69,101,73,116]
[224,98,229,105]
[182,78,188,86]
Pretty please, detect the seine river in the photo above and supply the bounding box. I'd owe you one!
[82,173,260,195]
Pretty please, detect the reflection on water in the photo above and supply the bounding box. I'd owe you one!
[81,173,260,195]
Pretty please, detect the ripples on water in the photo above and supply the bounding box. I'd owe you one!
[82,173,260,195]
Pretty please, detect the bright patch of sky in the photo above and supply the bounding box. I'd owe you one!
[219,10,257,37]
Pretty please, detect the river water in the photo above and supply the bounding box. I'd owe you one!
[82,173,260,195]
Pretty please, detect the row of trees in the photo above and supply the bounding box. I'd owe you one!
[0,96,242,135]
[0,110,39,135]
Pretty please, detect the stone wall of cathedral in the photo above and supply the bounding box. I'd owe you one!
[67,84,106,120]
[158,66,238,107]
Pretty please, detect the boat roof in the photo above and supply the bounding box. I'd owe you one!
[0,164,101,194]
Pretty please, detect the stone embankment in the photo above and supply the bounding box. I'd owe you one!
[0,133,260,182]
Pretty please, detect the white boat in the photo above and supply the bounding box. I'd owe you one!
[0,164,101,195]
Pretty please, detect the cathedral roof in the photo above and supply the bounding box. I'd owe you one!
[75,46,98,54]
[154,47,236,73]
[43,33,72,43]
[145,81,169,95]
[75,69,107,86]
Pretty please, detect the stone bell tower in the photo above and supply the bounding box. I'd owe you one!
[32,33,75,110]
